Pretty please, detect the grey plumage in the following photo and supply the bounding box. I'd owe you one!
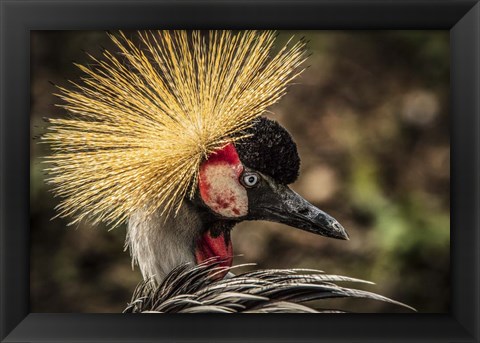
[123,258,415,313]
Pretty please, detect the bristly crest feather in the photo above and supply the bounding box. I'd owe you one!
[42,30,307,227]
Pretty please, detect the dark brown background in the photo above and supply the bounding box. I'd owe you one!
[30,30,450,313]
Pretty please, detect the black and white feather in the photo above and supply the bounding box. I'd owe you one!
[123,258,415,313]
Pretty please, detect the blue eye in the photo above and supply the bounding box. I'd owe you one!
[242,173,259,187]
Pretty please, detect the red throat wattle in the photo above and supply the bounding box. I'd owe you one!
[195,143,246,279]
[195,229,233,280]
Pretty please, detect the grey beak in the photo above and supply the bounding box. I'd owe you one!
[247,176,349,240]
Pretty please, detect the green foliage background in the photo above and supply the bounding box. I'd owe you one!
[30,30,450,313]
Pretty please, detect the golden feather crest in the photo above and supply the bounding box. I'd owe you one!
[42,30,307,227]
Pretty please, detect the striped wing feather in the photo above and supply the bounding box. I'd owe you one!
[123,259,415,313]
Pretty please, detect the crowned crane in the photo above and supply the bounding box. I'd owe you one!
[42,30,412,313]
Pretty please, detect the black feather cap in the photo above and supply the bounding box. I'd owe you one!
[234,117,300,185]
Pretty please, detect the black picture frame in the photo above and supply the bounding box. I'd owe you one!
[1,0,479,342]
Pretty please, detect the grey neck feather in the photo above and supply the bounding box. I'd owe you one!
[126,201,203,284]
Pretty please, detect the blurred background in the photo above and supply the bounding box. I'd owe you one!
[30,30,450,313]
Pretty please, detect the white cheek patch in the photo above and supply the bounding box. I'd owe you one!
[200,163,248,218]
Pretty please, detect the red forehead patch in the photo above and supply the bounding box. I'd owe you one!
[199,143,248,218]
[203,143,242,168]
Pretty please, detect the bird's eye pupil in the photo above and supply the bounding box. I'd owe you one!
[242,173,259,187]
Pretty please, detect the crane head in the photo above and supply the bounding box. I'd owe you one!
[194,117,348,274]
[43,31,345,282]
